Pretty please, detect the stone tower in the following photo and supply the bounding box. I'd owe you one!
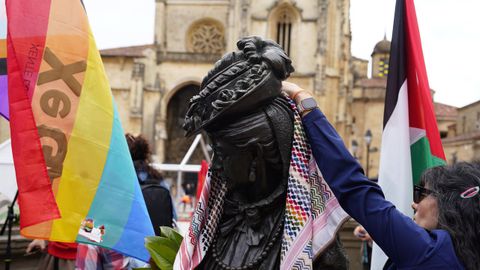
[371,35,391,79]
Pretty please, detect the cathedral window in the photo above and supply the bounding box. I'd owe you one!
[187,19,225,54]
[132,62,145,79]
[275,9,293,55]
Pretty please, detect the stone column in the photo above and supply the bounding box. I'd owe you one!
[314,0,328,96]
[155,0,167,51]
[130,62,145,117]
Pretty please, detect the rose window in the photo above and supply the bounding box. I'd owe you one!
[188,22,224,54]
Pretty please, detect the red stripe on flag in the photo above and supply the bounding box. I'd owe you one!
[7,0,60,227]
[404,0,446,161]
[6,0,51,99]
[196,160,208,200]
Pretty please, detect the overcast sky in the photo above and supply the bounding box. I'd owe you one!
[350,0,480,108]
[2,0,479,108]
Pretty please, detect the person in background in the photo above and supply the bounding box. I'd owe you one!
[179,182,195,213]
[26,240,77,270]
[75,244,129,270]
[283,81,480,269]
[126,133,175,235]
[353,225,372,270]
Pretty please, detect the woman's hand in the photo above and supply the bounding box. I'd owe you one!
[282,81,316,117]
[281,81,303,98]
[281,81,313,103]
[26,239,46,255]
[354,225,372,242]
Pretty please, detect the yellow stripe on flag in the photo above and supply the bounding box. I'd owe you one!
[50,27,113,241]
[21,0,113,242]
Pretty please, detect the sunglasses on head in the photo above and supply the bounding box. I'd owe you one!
[413,185,435,203]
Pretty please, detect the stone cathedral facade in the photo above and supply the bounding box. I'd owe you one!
[101,0,354,167]
[95,0,478,176]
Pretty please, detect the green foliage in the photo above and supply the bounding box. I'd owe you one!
[160,226,183,247]
[144,226,184,270]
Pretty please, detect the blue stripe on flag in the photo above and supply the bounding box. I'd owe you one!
[77,103,153,261]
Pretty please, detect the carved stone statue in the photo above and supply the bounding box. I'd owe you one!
[181,36,348,270]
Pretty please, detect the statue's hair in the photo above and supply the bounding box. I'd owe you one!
[201,36,294,90]
[421,161,480,270]
[183,36,294,136]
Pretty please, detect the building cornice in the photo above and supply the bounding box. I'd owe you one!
[166,0,229,6]
[157,51,221,64]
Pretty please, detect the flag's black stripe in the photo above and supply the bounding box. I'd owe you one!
[0,58,6,75]
[383,0,408,128]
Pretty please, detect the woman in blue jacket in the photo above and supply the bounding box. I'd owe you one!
[283,82,480,269]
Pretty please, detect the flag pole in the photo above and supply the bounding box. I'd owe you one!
[0,190,18,270]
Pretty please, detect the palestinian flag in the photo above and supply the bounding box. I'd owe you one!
[371,0,446,267]
[196,160,209,201]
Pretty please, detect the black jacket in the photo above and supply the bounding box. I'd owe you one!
[141,180,174,236]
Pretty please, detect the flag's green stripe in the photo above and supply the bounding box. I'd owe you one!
[410,136,446,185]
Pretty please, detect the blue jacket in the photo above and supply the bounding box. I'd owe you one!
[302,109,464,269]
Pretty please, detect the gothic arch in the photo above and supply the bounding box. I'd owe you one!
[152,80,201,161]
[160,79,201,120]
[162,82,202,164]
[186,18,225,54]
[268,3,301,59]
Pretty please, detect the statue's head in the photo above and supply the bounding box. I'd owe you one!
[183,36,295,200]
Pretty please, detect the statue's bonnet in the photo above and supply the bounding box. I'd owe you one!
[183,36,295,136]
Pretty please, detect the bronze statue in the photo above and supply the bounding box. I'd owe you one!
[180,36,348,270]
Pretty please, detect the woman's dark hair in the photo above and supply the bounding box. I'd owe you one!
[421,161,480,269]
[125,133,163,181]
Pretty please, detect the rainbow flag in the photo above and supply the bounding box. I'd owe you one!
[371,0,446,268]
[6,0,154,261]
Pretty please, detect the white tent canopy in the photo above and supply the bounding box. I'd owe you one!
[0,139,17,203]
[152,134,211,200]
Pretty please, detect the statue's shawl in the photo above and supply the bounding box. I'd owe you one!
[174,97,349,270]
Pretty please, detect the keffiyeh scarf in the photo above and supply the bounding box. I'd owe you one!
[174,98,349,270]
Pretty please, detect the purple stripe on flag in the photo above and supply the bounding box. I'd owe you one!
[0,75,8,120]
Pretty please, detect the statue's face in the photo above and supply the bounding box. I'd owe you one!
[209,123,282,193]
[205,96,294,201]
[211,139,257,187]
